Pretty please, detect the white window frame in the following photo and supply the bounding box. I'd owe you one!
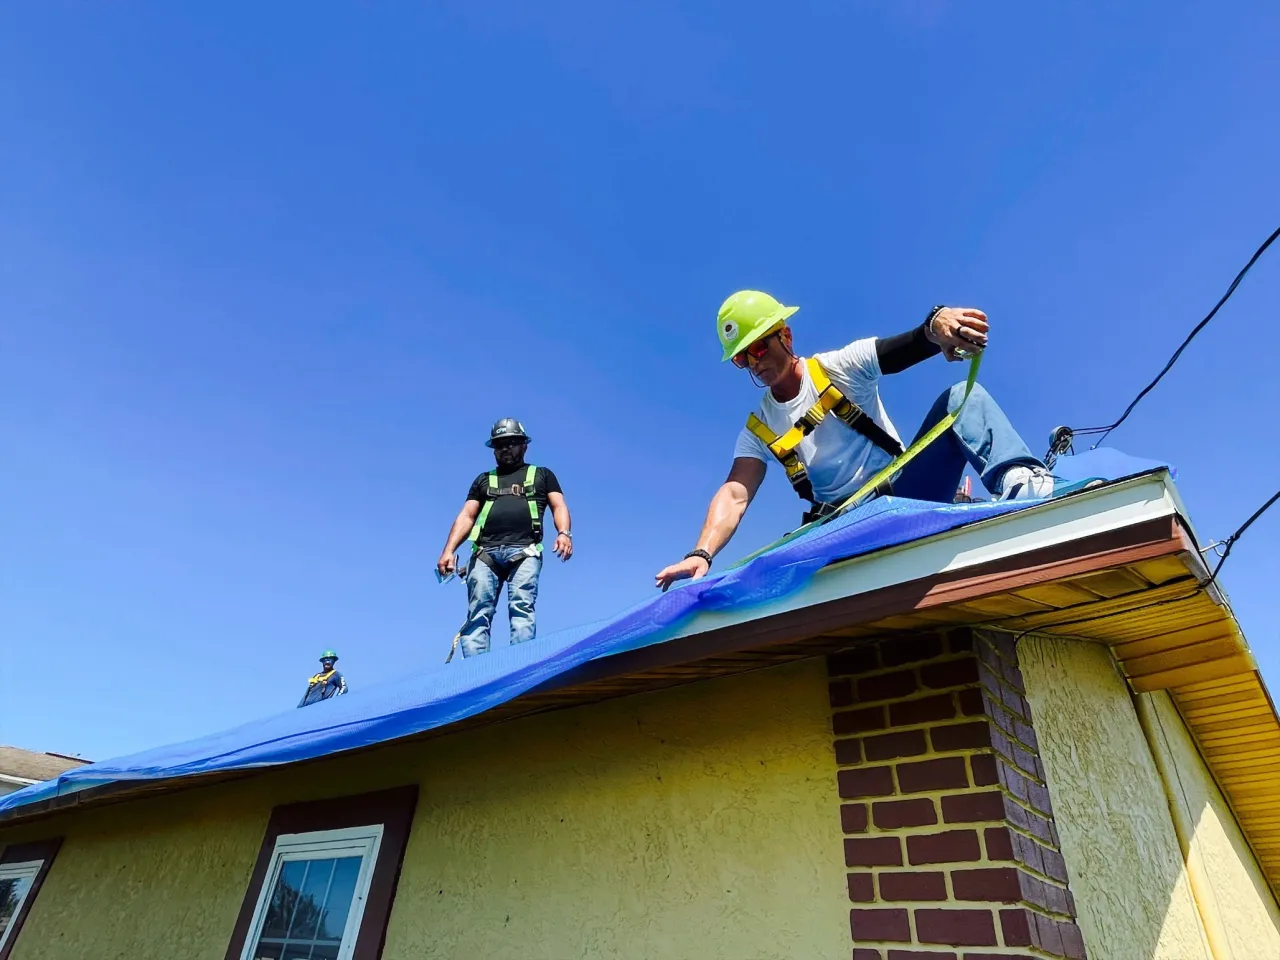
[0,860,43,952]
[238,825,384,960]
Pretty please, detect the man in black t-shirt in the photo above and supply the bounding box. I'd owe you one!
[436,418,573,657]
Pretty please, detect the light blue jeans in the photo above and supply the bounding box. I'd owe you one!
[892,382,1044,502]
[459,545,542,658]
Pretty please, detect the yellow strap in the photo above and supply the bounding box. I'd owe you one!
[745,358,847,461]
[728,352,984,570]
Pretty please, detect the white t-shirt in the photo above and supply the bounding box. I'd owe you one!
[733,338,902,504]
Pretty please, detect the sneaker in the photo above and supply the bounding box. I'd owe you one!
[997,465,1055,501]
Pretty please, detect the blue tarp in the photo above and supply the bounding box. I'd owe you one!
[0,450,1170,815]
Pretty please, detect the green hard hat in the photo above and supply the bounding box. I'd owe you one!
[716,290,798,362]
[319,649,339,661]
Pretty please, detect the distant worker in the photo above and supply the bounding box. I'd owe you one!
[437,418,573,657]
[298,650,348,708]
[655,292,1054,590]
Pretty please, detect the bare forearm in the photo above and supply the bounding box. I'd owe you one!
[694,482,751,558]
[551,501,572,535]
[441,514,474,556]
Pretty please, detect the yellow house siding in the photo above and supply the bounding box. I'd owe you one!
[382,657,847,959]
[1137,690,1280,958]
[1018,633,1210,960]
[0,658,846,960]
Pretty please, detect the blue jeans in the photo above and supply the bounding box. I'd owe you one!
[892,382,1043,503]
[459,545,542,658]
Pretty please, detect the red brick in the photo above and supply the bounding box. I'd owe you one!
[1002,685,1026,717]
[1044,880,1071,916]
[850,908,911,943]
[882,634,943,667]
[1014,833,1045,874]
[942,791,1007,824]
[1065,889,1078,919]
[888,952,957,960]
[920,657,980,689]
[1003,765,1032,804]
[957,688,985,716]
[879,871,948,901]
[963,954,1038,960]
[1025,810,1055,846]
[897,756,968,793]
[835,738,862,765]
[835,706,887,736]
[1027,781,1053,817]
[873,798,938,829]
[1034,912,1064,955]
[829,646,879,676]
[841,803,869,833]
[1000,908,1033,947]
[852,950,882,960]
[1041,848,1069,883]
[951,867,1023,903]
[865,729,929,761]
[1003,799,1030,831]
[970,754,999,787]
[915,908,998,946]
[946,629,974,652]
[989,704,1015,736]
[848,872,875,902]
[1013,719,1038,750]
[858,669,919,702]
[1001,658,1026,692]
[890,695,957,726]
[992,630,1017,661]
[989,729,1015,763]
[983,827,1014,861]
[839,766,895,799]
[906,830,981,865]
[1061,920,1087,959]
[977,661,1002,693]
[931,721,992,752]
[830,679,856,708]
[977,638,1001,669]
[845,836,904,867]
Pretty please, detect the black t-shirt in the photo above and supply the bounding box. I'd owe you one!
[466,464,562,547]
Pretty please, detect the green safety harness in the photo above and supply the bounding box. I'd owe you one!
[468,463,543,560]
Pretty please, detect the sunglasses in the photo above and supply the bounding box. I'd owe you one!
[731,329,783,368]
[492,439,525,450]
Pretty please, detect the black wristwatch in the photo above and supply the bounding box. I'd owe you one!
[685,548,713,569]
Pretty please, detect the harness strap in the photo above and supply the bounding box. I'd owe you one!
[468,464,543,552]
[745,358,903,507]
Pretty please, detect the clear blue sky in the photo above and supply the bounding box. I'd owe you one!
[3,3,1277,761]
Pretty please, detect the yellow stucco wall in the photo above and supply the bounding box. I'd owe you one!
[1137,690,1280,959]
[1018,634,1211,960]
[0,658,847,960]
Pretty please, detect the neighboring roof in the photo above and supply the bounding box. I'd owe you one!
[0,451,1276,895]
[0,746,88,784]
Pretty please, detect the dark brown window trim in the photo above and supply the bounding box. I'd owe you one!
[224,785,418,960]
[0,837,63,960]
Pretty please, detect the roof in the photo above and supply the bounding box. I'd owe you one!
[0,746,89,784]
[1,451,1276,892]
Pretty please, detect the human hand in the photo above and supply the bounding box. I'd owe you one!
[654,554,710,592]
[926,307,989,362]
[436,553,456,579]
[553,533,573,561]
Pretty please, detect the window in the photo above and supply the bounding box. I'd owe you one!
[0,861,41,951]
[241,827,382,960]
[225,787,417,960]
[0,838,62,960]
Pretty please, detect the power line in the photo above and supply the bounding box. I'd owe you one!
[1207,487,1280,587]
[1067,225,1280,450]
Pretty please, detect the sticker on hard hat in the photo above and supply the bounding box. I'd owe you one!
[722,321,739,342]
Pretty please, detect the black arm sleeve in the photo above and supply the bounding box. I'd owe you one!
[875,322,942,374]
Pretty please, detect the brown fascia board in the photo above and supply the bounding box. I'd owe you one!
[0,513,1188,829]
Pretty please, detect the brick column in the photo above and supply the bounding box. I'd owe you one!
[827,628,1087,960]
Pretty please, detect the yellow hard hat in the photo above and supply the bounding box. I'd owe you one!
[716,290,798,362]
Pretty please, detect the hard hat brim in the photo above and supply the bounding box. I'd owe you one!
[485,434,530,448]
[720,305,798,362]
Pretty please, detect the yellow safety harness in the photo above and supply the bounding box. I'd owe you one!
[745,357,904,518]
[307,669,336,688]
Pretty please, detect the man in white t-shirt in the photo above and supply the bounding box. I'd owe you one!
[654,290,1053,591]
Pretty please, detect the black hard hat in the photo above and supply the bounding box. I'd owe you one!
[486,418,530,447]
